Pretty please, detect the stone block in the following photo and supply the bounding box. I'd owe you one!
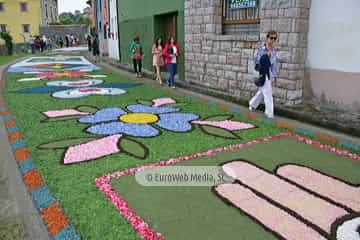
[278,33,288,46]
[277,51,291,62]
[241,49,254,59]
[291,48,306,63]
[292,19,309,33]
[261,0,277,9]
[209,54,218,63]
[229,80,238,89]
[217,70,224,77]
[220,41,232,51]
[229,65,240,72]
[288,33,299,47]
[276,78,296,90]
[219,55,227,64]
[278,0,295,8]
[206,24,216,33]
[218,78,229,90]
[285,8,301,18]
[227,53,241,65]
[272,18,292,33]
[296,0,311,9]
[273,87,287,98]
[205,67,217,76]
[287,89,303,100]
[288,70,304,80]
[225,70,237,80]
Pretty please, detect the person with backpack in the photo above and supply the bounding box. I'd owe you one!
[130,36,144,78]
[249,30,279,119]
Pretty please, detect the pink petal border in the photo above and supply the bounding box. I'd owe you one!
[94,132,360,240]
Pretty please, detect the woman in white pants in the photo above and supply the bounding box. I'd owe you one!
[249,31,278,119]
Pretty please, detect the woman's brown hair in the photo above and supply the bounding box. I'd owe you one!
[167,36,177,44]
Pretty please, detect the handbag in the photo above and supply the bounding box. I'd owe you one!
[167,46,174,54]
[254,74,266,87]
[254,53,271,87]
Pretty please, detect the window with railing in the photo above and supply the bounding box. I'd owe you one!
[222,0,260,35]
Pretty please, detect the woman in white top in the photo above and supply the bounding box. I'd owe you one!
[162,36,180,88]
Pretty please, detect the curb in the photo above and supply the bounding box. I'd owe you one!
[0,62,80,239]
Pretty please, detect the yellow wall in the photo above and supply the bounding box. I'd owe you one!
[0,0,41,43]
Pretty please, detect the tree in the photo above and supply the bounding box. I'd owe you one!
[59,9,92,26]
[0,32,13,55]
[60,15,72,25]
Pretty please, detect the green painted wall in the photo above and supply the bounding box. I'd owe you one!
[117,0,185,80]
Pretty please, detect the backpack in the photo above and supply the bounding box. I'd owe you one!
[134,45,142,60]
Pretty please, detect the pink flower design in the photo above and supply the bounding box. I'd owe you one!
[36,71,88,79]
[192,120,255,131]
[64,134,122,164]
[43,109,90,118]
[216,161,360,239]
[152,98,176,107]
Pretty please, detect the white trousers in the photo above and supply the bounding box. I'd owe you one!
[249,76,274,118]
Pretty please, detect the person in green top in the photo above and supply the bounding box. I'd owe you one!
[130,36,144,78]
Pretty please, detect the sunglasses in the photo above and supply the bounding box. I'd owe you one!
[269,36,277,40]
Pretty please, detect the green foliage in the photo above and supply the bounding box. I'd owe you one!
[59,8,92,26]
[0,32,13,55]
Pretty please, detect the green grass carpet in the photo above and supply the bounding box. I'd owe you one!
[111,136,360,240]
[0,54,29,66]
[4,68,285,239]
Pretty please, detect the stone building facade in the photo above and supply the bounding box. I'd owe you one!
[41,0,58,26]
[184,0,311,106]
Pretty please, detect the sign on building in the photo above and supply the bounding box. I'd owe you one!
[229,0,257,9]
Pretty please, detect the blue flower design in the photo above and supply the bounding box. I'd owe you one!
[79,104,200,137]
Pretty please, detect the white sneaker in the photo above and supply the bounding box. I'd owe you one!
[265,114,274,119]
[249,105,253,111]
[171,86,175,89]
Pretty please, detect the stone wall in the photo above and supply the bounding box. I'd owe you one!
[184,0,311,105]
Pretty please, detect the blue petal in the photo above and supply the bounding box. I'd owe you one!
[156,113,199,132]
[127,104,179,114]
[79,108,126,124]
[86,122,159,137]
[16,86,68,93]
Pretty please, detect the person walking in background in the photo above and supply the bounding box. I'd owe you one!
[249,30,279,119]
[59,37,64,48]
[70,34,74,46]
[28,35,35,54]
[92,34,100,63]
[87,35,92,52]
[130,36,144,78]
[163,36,180,88]
[65,34,69,48]
[152,37,164,85]
[34,36,41,54]
[47,37,53,50]
[42,35,47,51]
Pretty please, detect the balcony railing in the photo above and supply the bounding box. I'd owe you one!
[222,0,260,24]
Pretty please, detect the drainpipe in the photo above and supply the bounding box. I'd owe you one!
[116,0,121,61]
